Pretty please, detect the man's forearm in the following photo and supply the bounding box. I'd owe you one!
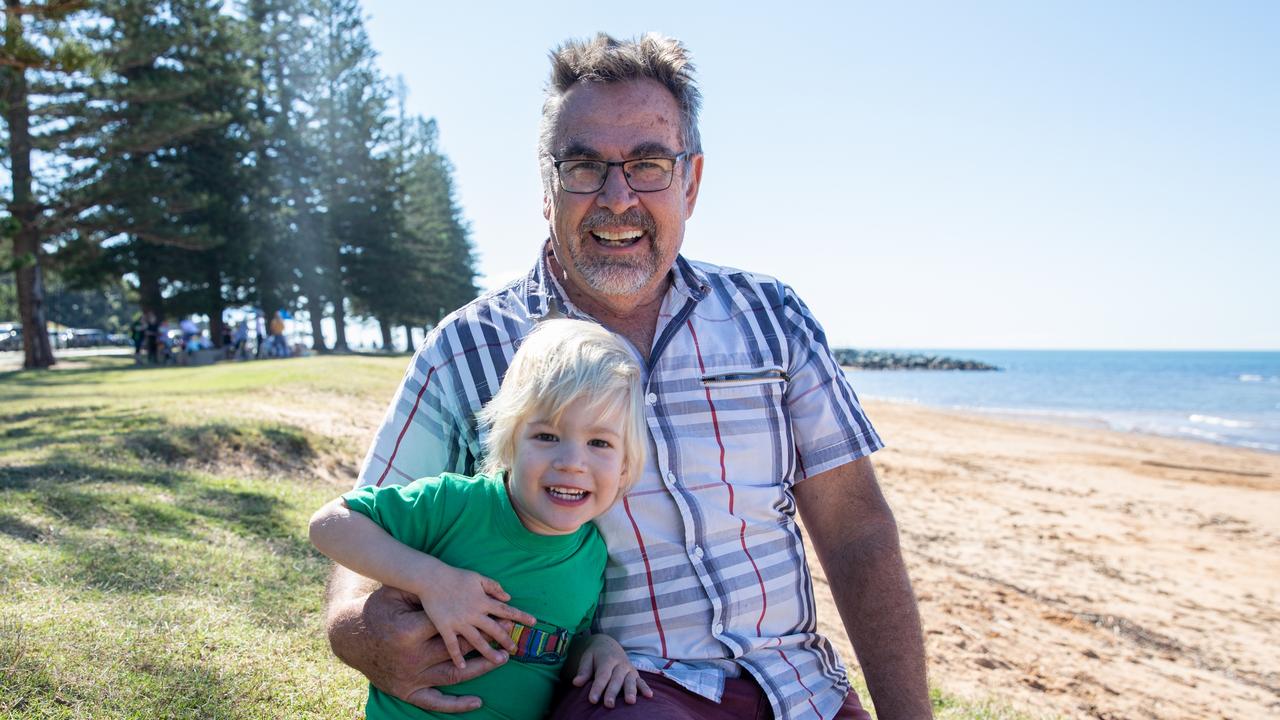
[795,458,931,719]
[825,518,930,719]
[324,564,381,669]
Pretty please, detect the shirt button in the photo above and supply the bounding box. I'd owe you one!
[646,392,658,405]
[713,623,724,635]
[692,546,704,559]
[666,472,676,484]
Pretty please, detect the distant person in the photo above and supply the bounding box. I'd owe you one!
[268,311,287,357]
[310,320,652,719]
[180,317,199,348]
[143,312,160,365]
[231,322,249,360]
[130,314,146,363]
[327,33,928,720]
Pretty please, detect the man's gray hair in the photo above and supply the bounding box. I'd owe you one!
[538,32,703,191]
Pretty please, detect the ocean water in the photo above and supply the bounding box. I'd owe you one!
[844,350,1280,453]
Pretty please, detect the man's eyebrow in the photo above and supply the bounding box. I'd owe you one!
[628,141,678,158]
[556,141,679,160]
[557,142,603,160]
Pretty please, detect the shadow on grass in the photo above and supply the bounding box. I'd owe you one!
[0,401,326,481]
[0,613,245,719]
[0,512,46,542]
[0,458,181,492]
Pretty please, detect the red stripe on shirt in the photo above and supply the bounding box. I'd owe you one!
[622,494,667,658]
[688,320,770,635]
[777,649,825,719]
[375,365,438,487]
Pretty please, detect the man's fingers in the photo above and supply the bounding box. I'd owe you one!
[637,674,653,699]
[403,686,482,714]
[477,575,511,601]
[424,653,506,686]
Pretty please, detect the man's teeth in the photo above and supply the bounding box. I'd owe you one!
[547,487,588,500]
[593,229,643,246]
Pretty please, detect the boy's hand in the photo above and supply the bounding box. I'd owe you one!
[571,634,653,708]
[415,565,537,669]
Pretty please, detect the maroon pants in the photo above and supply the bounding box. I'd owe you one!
[549,671,871,720]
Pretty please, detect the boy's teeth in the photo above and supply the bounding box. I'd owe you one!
[548,487,587,499]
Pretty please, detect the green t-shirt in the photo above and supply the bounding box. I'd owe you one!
[342,473,607,720]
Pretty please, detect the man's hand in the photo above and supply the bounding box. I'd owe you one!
[794,456,932,720]
[325,567,508,713]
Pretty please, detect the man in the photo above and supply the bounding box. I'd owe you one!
[326,33,930,720]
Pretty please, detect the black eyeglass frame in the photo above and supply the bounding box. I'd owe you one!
[552,152,690,194]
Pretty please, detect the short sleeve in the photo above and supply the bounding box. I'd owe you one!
[355,331,478,490]
[781,285,884,479]
[342,476,458,551]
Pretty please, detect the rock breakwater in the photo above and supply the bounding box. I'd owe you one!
[833,349,999,371]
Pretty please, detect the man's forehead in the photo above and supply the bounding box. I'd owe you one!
[553,79,683,155]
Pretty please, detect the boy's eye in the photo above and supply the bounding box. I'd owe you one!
[588,438,613,448]
[534,432,558,442]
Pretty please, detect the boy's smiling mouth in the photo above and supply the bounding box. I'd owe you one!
[546,486,590,505]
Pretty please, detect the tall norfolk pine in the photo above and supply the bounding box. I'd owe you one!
[1,0,94,369]
[3,0,477,362]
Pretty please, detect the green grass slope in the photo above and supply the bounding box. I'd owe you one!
[0,356,1041,719]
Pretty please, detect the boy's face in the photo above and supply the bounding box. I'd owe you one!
[508,395,627,536]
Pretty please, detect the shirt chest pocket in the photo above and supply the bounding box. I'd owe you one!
[695,364,789,436]
[699,365,789,389]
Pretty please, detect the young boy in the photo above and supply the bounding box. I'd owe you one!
[311,319,652,719]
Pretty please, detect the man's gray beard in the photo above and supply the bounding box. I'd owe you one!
[572,246,659,296]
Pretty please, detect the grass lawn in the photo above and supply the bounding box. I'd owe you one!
[0,355,1042,719]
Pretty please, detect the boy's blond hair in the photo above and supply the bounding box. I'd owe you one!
[477,319,646,496]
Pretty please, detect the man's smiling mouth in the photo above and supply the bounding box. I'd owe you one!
[590,229,643,248]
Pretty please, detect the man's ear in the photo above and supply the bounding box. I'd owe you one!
[543,193,552,221]
[683,153,705,219]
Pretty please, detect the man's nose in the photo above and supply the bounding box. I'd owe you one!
[595,165,638,215]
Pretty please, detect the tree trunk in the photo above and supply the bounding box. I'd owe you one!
[305,293,327,353]
[402,324,414,352]
[205,256,225,346]
[2,5,54,369]
[135,242,164,320]
[331,291,348,352]
[378,317,393,352]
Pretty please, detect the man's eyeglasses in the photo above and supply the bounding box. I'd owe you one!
[553,152,689,194]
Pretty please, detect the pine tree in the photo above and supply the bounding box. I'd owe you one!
[0,0,93,369]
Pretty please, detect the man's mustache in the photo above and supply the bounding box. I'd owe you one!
[580,209,657,236]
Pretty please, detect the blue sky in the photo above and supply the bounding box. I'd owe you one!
[360,0,1278,350]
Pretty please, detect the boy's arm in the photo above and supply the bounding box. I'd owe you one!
[310,496,537,667]
[310,497,450,597]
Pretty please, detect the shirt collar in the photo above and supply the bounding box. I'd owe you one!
[523,241,709,320]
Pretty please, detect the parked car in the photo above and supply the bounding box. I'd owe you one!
[67,328,111,348]
[0,323,19,351]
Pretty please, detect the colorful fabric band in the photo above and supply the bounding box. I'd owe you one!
[508,622,571,665]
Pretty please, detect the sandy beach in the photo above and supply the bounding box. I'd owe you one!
[804,400,1280,720]
[218,368,1280,719]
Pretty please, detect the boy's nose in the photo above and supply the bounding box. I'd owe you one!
[553,444,587,471]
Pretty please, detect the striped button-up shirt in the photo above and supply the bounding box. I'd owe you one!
[357,247,883,720]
